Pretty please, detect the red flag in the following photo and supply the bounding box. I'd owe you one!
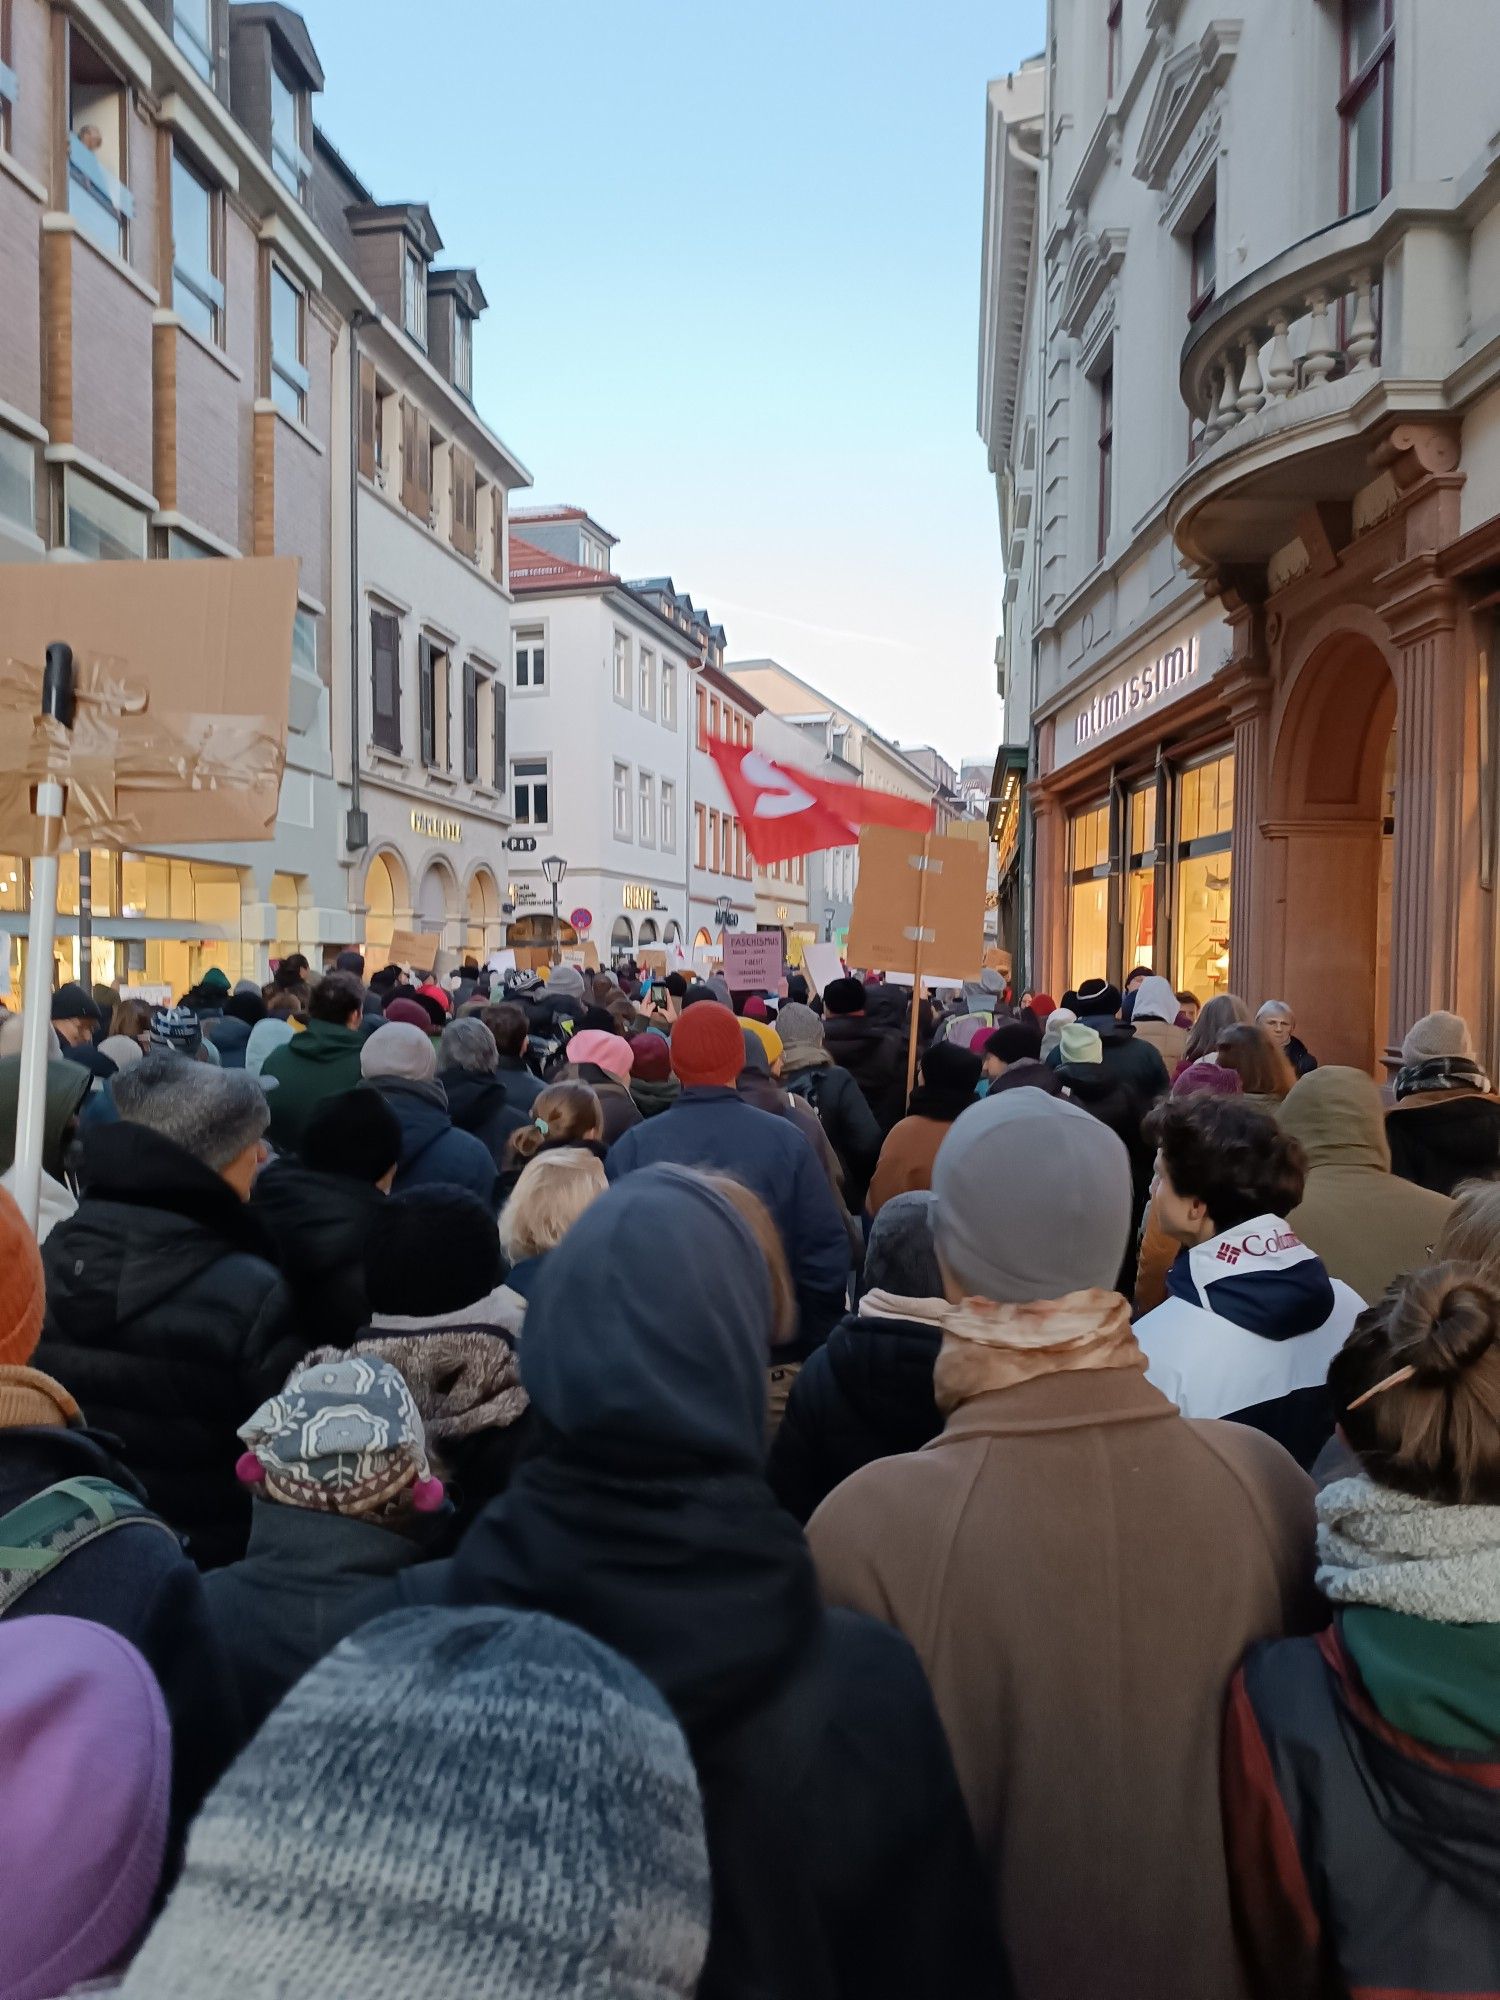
[707,733,935,866]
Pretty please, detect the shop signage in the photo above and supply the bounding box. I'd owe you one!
[503,834,537,853]
[411,808,463,842]
[1052,616,1227,770]
[623,882,667,912]
[509,882,538,906]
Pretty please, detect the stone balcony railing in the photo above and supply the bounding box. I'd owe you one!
[1170,163,1500,569]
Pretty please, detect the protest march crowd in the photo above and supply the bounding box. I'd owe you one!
[1,942,1499,1999]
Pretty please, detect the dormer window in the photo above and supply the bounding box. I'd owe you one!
[453,313,472,396]
[173,0,214,81]
[270,60,304,194]
[403,246,427,347]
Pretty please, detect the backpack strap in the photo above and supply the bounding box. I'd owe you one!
[0,1476,180,1616]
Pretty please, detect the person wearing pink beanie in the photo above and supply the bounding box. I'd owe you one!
[562,1030,643,1146]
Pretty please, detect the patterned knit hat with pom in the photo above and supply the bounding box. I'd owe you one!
[119,1607,711,2000]
[235,1355,443,1518]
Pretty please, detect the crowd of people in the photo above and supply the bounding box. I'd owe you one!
[2,940,1499,1999]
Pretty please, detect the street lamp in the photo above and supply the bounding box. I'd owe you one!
[824,904,835,943]
[541,853,568,964]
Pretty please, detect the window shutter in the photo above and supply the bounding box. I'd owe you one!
[371,610,401,754]
[417,415,432,524]
[463,662,479,782]
[493,681,507,790]
[452,448,475,558]
[358,359,377,481]
[418,637,435,766]
[400,400,417,513]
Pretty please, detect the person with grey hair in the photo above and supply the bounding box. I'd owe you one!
[362,1024,500,1208]
[1256,998,1318,1078]
[36,1053,303,1568]
[438,1017,528,1168]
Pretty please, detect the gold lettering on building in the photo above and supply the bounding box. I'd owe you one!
[411,809,463,843]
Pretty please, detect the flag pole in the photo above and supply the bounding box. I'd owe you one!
[904,831,931,1107]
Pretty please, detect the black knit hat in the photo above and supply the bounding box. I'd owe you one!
[1074,979,1123,1020]
[823,977,867,1017]
[365,1187,504,1317]
[303,1088,402,1185]
[983,1019,1043,1065]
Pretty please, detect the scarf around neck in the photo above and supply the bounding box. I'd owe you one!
[933,1288,1144,1413]
[1317,1472,1500,1624]
[1395,1054,1493,1101]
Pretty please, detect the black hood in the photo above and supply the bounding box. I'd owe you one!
[438,1067,515,1135]
[250,1160,385,1279]
[75,1120,268,1249]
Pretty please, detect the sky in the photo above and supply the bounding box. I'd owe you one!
[300,0,1047,771]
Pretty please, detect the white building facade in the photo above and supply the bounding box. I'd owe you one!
[984,0,1500,1075]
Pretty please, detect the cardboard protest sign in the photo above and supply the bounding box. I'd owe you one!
[845,826,988,983]
[638,949,668,976]
[487,949,517,978]
[802,941,845,996]
[387,929,442,973]
[984,947,1014,977]
[722,929,782,992]
[0,557,297,850]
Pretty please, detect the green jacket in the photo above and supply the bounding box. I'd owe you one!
[261,1021,365,1155]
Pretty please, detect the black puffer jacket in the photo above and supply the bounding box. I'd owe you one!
[436,1066,528,1166]
[821,1016,906,1134]
[36,1122,305,1569]
[1386,1093,1500,1197]
[1046,1017,1170,1113]
[767,1305,944,1524]
[784,1061,883,1207]
[250,1160,387,1350]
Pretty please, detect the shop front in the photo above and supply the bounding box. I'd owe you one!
[1034,611,1238,1005]
[351,802,508,974]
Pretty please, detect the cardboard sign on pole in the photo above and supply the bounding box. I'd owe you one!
[721,929,782,992]
[845,826,989,983]
[387,929,442,974]
[802,941,845,997]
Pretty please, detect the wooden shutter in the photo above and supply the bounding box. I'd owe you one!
[371,610,401,754]
[416,414,432,524]
[492,681,507,790]
[358,358,377,481]
[452,449,476,558]
[400,399,417,513]
[418,637,435,766]
[463,663,479,781]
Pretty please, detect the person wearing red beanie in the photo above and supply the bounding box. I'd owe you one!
[608,1004,850,1347]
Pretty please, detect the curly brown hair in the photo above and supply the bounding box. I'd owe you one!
[1146,1094,1306,1233]
[504,1081,603,1166]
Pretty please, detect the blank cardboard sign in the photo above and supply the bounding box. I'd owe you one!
[845,826,988,982]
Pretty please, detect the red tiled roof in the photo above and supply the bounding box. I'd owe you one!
[508,534,612,594]
[511,505,589,522]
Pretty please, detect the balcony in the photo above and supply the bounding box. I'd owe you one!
[1169,163,1500,573]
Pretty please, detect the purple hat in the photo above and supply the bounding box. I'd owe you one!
[1171,1060,1244,1099]
[0,1616,170,1999]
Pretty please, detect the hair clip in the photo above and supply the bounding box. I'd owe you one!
[534,1117,549,1137]
[1345,1363,1417,1412]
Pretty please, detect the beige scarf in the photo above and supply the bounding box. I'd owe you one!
[0,1365,80,1432]
[933,1288,1145,1414]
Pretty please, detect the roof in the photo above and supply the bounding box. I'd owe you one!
[511,505,618,542]
[700,662,762,715]
[231,3,326,91]
[508,535,612,595]
[429,267,487,317]
[977,61,1046,467]
[347,200,443,261]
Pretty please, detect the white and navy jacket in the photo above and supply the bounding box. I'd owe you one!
[1134,1216,1364,1470]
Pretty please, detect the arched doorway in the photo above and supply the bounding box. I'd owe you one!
[361,850,407,968]
[637,918,659,945]
[663,920,682,945]
[416,859,458,939]
[610,916,634,957]
[1268,629,1397,1073]
[694,926,713,949]
[466,868,501,961]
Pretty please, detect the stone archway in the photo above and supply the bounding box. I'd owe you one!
[466,867,501,960]
[1266,629,1397,1073]
[416,858,460,969]
[360,849,410,968]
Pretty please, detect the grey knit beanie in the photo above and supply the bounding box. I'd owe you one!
[931,1090,1131,1301]
[112,1053,269,1171]
[859,1191,943,1304]
[360,1021,437,1083]
[120,1607,711,2000]
[776,1002,824,1052]
[1401,1010,1474,1065]
[546,964,586,1001]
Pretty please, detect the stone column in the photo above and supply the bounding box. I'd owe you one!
[1216,587,1273,1005]
[1027,786,1067,994]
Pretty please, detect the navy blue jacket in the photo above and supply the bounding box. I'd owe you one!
[607,1088,850,1342]
[365,1077,499,1211]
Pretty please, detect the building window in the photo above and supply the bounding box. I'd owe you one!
[171,149,223,342]
[1188,203,1216,321]
[403,246,427,348]
[1174,750,1235,999]
[662,660,678,730]
[0,2,16,156]
[370,608,401,754]
[513,626,545,691]
[708,808,721,874]
[511,757,550,828]
[638,770,655,847]
[613,630,631,704]
[0,427,36,536]
[418,636,450,770]
[1125,784,1158,969]
[462,662,481,782]
[172,0,213,80]
[453,314,472,397]
[639,646,656,718]
[709,696,722,741]
[1067,800,1111,990]
[1096,364,1114,560]
[695,802,706,868]
[613,761,631,839]
[661,779,676,852]
[696,683,708,750]
[62,468,146,560]
[1340,0,1394,215]
[269,266,308,422]
[67,31,131,257]
[491,678,507,789]
[270,62,304,196]
[1106,0,1123,97]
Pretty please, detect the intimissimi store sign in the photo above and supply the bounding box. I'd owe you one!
[1052,615,1228,770]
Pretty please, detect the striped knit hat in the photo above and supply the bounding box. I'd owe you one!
[120,1608,712,2000]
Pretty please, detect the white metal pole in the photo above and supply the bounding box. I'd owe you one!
[13,777,64,1233]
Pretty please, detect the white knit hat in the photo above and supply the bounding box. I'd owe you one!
[1400,1010,1474,1066]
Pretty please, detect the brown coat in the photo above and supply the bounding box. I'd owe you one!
[808,1366,1319,2000]
[866,1113,949,1217]
[1131,1016,1187,1068]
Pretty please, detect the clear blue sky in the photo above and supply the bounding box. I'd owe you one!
[301,0,1047,769]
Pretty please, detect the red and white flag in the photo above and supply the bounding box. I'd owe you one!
[707,733,934,866]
